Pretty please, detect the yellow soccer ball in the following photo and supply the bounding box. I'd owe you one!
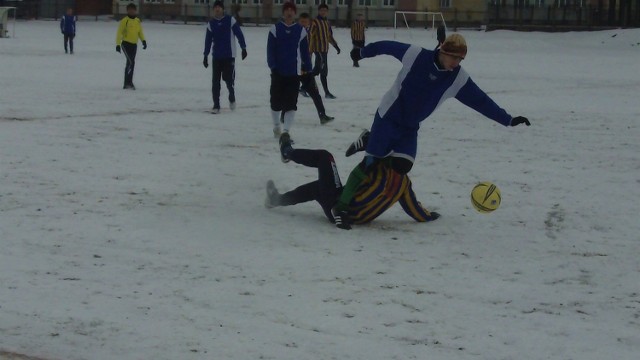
[471,182,501,213]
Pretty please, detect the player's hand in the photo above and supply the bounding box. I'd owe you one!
[142,40,147,50]
[203,56,209,68]
[241,48,247,60]
[335,45,341,55]
[116,45,121,53]
[350,48,362,62]
[511,116,531,127]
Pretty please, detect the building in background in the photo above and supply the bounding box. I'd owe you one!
[4,0,638,28]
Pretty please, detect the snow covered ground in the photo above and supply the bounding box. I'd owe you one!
[1,20,639,360]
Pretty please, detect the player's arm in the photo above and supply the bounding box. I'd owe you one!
[361,41,411,61]
[204,23,213,56]
[138,20,146,42]
[455,76,513,127]
[329,25,339,52]
[398,180,436,222]
[231,18,247,50]
[267,25,277,71]
[116,19,125,44]
[300,30,312,73]
[60,17,64,33]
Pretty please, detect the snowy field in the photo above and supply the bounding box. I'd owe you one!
[1,20,639,360]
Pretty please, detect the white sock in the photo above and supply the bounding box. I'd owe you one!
[283,111,295,133]
[271,111,281,127]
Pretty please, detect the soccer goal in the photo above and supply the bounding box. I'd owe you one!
[393,11,447,40]
[0,7,17,38]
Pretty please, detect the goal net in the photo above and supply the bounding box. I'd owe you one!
[393,11,447,40]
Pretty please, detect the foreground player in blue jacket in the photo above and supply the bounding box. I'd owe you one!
[203,1,247,113]
[60,8,76,54]
[267,2,312,140]
[331,34,531,229]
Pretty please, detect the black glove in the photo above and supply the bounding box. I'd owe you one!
[350,48,362,62]
[203,56,208,68]
[241,48,247,60]
[511,116,531,127]
[116,45,121,53]
[142,40,147,50]
[335,45,341,55]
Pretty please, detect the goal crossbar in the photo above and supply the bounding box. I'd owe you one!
[393,11,447,40]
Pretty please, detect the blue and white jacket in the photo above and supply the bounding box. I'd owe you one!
[204,15,247,60]
[361,41,513,129]
[267,21,312,77]
[60,15,76,35]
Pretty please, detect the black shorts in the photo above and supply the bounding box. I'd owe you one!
[270,73,300,112]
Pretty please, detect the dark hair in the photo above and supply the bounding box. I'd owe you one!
[213,0,224,9]
[299,12,310,19]
[318,3,329,10]
[126,3,137,10]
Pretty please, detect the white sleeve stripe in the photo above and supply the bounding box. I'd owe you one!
[269,25,277,37]
[435,67,469,110]
[377,45,422,118]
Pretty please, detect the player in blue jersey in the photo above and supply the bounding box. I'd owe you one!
[267,2,312,141]
[203,1,247,113]
[330,34,531,229]
[60,8,76,54]
[265,131,440,230]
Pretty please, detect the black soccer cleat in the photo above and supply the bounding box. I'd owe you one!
[345,129,370,157]
[331,207,352,230]
[319,114,334,125]
[265,180,280,208]
[427,211,441,221]
[279,132,293,163]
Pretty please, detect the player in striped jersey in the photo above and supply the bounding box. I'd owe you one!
[265,131,440,230]
[308,3,341,99]
[350,13,366,67]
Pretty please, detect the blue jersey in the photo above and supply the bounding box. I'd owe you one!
[60,15,76,34]
[267,21,312,77]
[204,15,247,60]
[361,41,513,129]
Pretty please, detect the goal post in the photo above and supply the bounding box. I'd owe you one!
[393,11,447,40]
[0,7,17,38]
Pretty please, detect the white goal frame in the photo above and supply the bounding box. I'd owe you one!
[0,7,17,38]
[393,11,447,40]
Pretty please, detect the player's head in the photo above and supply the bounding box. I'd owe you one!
[213,0,224,17]
[356,13,364,21]
[438,33,467,70]
[298,12,311,28]
[282,2,297,23]
[126,3,137,17]
[66,8,73,15]
[318,3,329,17]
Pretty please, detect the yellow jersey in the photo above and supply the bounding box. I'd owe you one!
[116,16,146,45]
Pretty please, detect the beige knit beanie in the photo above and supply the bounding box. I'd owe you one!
[440,33,467,59]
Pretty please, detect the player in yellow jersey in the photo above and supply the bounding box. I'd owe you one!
[115,3,147,90]
[265,131,439,230]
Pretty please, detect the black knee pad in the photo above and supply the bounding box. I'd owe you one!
[391,157,413,175]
